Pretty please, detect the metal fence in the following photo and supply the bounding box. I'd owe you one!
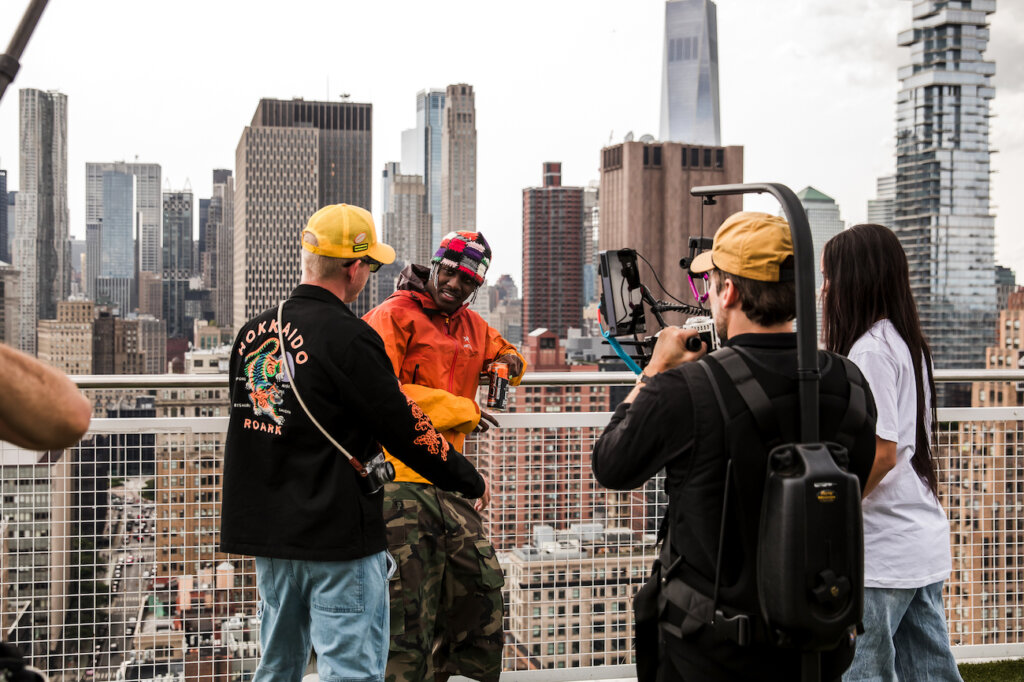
[1,372,1022,681]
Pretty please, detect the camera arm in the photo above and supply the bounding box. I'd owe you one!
[0,0,51,104]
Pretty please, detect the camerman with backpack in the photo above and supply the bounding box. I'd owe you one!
[592,212,878,681]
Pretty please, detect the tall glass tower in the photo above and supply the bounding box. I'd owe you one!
[660,0,720,145]
[402,89,446,249]
[893,0,996,372]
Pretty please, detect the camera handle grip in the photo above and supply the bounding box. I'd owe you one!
[685,336,704,352]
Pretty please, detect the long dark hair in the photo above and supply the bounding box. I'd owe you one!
[821,224,938,496]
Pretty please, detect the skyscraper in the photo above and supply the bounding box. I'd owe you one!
[4,191,14,264]
[522,163,584,338]
[95,170,137,313]
[402,88,445,247]
[0,263,21,346]
[599,141,743,313]
[15,88,70,355]
[796,186,845,332]
[85,162,162,274]
[582,181,600,305]
[660,0,721,145]
[209,170,234,330]
[893,0,996,371]
[441,84,477,234]
[37,300,95,375]
[381,162,431,266]
[162,190,194,339]
[867,174,896,227]
[0,167,7,263]
[234,98,373,327]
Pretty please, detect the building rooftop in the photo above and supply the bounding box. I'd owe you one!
[796,186,835,203]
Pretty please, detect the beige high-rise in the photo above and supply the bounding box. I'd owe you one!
[37,300,95,375]
[599,141,743,312]
[234,98,373,328]
[441,84,476,234]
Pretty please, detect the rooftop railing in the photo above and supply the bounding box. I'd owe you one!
[0,370,1021,681]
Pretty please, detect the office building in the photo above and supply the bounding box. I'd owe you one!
[893,0,997,372]
[0,449,72,661]
[15,88,70,355]
[598,141,742,315]
[0,168,7,263]
[441,84,476,234]
[234,98,373,327]
[202,170,234,330]
[137,270,162,320]
[583,181,600,306]
[163,190,194,339]
[135,314,168,374]
[5,191,14,264]
[996,266,1016,312]
[381,162,431,266]
[92,308,144,374]
[37,300,95,375]
[522,163,585,337]
[504,529,653,670]
[953,291,1024,644]
[402,88,445,247]
[796,186,844,333]
[85,162,162,275]
[0,263,20,345]
[93,170,138,312]
[867,174,896,227]
[660,0,720,145]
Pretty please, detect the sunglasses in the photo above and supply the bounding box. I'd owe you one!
[345,256,382,273]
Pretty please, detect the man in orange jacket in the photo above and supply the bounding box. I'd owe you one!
[364,231,525,682]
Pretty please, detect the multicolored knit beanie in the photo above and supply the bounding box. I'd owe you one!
[431,231,491,285]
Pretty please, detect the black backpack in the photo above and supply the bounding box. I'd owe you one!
[634,346,868,680]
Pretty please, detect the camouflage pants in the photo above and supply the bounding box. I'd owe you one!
[383,482,505,682]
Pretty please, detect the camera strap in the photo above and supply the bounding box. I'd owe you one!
[276,299,369,477]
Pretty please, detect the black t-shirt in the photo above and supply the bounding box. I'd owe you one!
[220,284,484,561]
[592,332,877,680]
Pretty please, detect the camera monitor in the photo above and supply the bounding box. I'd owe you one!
[598,249,645,337]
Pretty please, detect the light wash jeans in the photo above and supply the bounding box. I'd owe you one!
[253,551,394,682]
[843,581,962,682]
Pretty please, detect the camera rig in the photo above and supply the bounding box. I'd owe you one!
[597,239,716,372]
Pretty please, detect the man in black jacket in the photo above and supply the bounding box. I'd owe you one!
[591,212,877,681]
[221,204,487,682]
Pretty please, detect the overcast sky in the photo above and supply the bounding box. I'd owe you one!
[1,0,1022,288]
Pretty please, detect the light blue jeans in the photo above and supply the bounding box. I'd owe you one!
[253,551,394,682]
[843,581,962,682]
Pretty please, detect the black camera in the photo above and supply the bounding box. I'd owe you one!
[358,450,396,496]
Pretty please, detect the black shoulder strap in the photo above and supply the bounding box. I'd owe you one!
[834,355,869,453]
[707,347,782,447]
[698,360,733,615]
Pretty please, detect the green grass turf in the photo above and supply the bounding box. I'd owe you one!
[959,660,1024,682]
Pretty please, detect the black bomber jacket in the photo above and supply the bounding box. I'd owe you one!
[220,284,485,561]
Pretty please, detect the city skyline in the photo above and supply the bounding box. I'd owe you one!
[0,1,1022,292]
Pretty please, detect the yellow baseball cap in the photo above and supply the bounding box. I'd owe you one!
[689,211,794,282]
[301,204,396,264]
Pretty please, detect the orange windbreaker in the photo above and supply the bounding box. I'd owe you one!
[363,265,527,484]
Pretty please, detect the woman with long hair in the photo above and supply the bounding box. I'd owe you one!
[822,224,960,682]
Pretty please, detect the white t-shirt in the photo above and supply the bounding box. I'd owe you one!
[848,319,951,589]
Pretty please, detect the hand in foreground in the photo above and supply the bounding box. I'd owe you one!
[494,355,524,379]
[474,475,491,512]
[646,326,706,375]
[474,409,500,433]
